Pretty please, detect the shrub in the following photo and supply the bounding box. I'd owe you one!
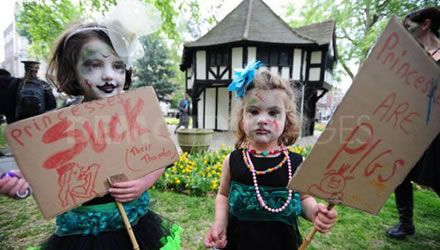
[154,144,313,196]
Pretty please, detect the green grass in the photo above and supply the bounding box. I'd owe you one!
[0,187,439,249]
[0,124,7,148]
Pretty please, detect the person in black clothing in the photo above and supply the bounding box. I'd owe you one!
[0,61,57,123]
[386,7,440,240]
[0,68,10,76]
[0,68,13,123]
[14,60,57,121]
[174,93,191,133]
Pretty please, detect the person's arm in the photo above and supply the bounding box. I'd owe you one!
[204,154,231,249]
[108,167,164,203]
[301,194,338,233]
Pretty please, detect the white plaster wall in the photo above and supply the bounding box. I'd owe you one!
[293,49,302,80]
[302,53,307,80]
[209,67,216,80]
[232,47,243,70]
[309,68,321,81]
[196,50,206,79]
[230,93,240,131]
[325,69,333,85]
[187,67,194,89]
[247,47,256,62]
[220,66,228,80]
[217,87,230,130]
[198,91,204,128]
[311,51,322,64]
[205,88,216,129]
[281,67,289,79]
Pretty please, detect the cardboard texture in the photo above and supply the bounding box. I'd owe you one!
[5,86,178,219]
[288,17,440,214]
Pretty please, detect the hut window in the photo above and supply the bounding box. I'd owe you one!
[257,48,290,66]
[279,51,289,66]
[208,50,229,66]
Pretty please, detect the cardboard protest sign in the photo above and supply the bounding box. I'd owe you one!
[5,86,178,219]
[288,17,440,214]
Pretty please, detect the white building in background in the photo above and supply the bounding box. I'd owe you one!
[2,19,48,80]
[2,21,29,77]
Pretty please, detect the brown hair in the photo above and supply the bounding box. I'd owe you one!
[230,70,301,148]
[47,22,132,95]
[404,7,440,37]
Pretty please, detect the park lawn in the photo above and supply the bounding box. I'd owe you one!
[0,124,7,149]
[0,187,439,250]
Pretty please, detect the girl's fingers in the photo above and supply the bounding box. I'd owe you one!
[110,180,136,188]
[108,187,135,194]
[10,178,26,196]
[14,179,28,195]
[112,192,137,201]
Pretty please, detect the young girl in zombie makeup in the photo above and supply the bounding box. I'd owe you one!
[204,61,337,250]
[36,1,181,249]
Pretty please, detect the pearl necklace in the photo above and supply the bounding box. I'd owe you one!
[244,148,293,213]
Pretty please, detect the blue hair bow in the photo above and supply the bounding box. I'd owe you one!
[227,60,263,98]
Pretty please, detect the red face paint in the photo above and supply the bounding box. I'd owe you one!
[255,92,265,103]
[273,120,280,131]
[84,80,93,89]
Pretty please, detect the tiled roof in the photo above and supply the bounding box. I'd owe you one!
[184,0,314,48]
[292,20,335,45]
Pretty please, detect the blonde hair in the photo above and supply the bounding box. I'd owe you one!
[230,70,301,148]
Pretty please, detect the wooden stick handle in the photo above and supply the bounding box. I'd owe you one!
[115,200,140,250]
[298,203,336,250]
[108,177,140,250]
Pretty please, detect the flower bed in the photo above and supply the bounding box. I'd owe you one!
[154,145,313,195]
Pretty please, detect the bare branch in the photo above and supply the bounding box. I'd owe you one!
[339,59,354,80]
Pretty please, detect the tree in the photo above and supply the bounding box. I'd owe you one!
[16,0,81,59]
[133,35,178,102]
[15,0,182,59]
[286,0,438,80]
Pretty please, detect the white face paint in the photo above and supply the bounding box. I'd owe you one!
[242,89,287,150]
[404,19,423,39]
[76,39,126,101]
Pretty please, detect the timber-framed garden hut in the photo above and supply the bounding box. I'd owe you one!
[180,0,337,136]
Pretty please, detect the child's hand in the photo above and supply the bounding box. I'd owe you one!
[0,170,31,199]
[109,178,146,203]
[312,203,338,233]
[204,223,227,249]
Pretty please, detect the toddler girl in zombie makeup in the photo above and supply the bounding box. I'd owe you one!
[204,61,337,249]
[38,1,181,249]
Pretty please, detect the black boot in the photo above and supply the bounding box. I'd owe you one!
[386,222,415,239]
[386,178,415,239]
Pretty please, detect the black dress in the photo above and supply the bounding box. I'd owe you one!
[408,133,440,195]
[225,149,303,250]
[399,58,440,195]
